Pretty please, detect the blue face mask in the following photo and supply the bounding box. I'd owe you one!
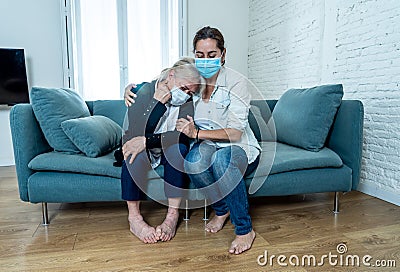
[195,57,221,78]
[170,86,190,106]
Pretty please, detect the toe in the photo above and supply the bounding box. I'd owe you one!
[235,245,243,254]
[155,226,162,240]
[151,237,158,243]
[229,243,236,254]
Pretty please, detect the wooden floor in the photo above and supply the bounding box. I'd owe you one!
[0,166,398,271]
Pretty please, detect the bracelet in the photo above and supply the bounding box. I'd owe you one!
[196,126,200,142]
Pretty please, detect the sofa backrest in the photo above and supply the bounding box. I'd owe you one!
[86,100,127,127]
[326,100,364,190]
[250,99,364,190]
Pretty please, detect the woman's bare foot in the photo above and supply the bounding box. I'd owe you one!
[155,210,179,242]
[228,229,256,254]
[205,212,230,233]
[128,215,157,244]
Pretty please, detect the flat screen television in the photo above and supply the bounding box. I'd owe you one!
[0,48,29,105]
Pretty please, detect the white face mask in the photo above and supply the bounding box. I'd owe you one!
[170,86,190,106]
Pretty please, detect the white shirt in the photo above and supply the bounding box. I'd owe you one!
[154,104,180,134]
[193,67,261,163]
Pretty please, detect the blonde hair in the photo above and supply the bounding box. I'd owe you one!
[159,57,205,93]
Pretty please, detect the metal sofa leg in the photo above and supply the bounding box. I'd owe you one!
[203,199,208,221]
[333,192,340,214]
[183,199,190,221]
[42,202,49,225]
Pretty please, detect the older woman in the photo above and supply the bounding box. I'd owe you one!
[121,57,203,243]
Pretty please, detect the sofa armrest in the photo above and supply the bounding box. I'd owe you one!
[9,104,52,202]
[327,100,364,190]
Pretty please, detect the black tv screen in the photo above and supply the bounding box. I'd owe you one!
[0,48,29,105]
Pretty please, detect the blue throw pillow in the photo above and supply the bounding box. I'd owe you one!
[61,115,122,158]
[30,87,91,153]
[272,84,343,151]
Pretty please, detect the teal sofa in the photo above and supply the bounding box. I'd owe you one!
[10,94,364,225]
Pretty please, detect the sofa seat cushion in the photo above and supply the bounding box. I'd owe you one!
[246,142,343,179]
[28,151,164,180]
[28,151,121,178]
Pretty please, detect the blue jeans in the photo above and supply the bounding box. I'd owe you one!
[184,142,259,235]
[121,143,189,201]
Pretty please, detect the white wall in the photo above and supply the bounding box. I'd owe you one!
[187,0,249,76]
[0,0,64,165]
[0,106,14,165]
[0,0,249,166]
[248,0,400,205]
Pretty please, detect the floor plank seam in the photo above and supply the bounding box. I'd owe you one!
[72,233,78,250]
[31,222,41,238]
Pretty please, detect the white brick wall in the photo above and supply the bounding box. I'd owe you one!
[248,0,400,204]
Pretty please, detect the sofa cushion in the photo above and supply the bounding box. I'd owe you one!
[28,151,120,178]
[246,142,343,179]
[92,100,126,127]
[61,115,122,158]
[272,84,343,151]
[28,151,163,180]
[30,87,91,153]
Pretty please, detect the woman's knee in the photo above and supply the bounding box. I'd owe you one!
[184,146,210,175]
[162,144,189,173]
[212,146,247,174]
[121,161,132,183]
[126,150,148,165]
[125,151,150,177]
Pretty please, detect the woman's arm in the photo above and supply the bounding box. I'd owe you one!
[176,116,243,142]
[143,83,194,149]
[147,99,194,149]
[123,82,149,107]
[123,82,169,162]
[198,128,242,142]
[123,81,170,140]
[122,84,155,163]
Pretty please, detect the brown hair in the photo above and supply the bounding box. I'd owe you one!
[192,26,225,55]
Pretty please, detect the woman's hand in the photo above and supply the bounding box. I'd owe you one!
[176,115,197,138]
[124,83,137,107]
[122,136,146,164]
[154,83,171,104]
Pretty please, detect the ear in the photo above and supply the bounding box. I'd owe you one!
[168,69,175,79]
[221,49,226,65]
